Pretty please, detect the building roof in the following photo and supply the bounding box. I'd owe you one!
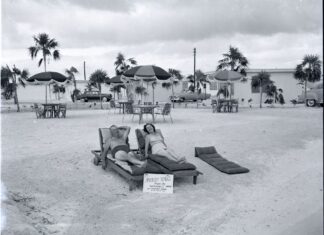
[205,68,295,75]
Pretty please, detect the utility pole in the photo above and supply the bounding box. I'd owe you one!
[83,61,86,80]
[193,48,196,91]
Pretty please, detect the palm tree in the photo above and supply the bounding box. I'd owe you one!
[134,85,146,102]
[264,82,278,106]
[168,68,183,107]
[294,54,322,106]
[110,84,125,100]
[217,46,249,77]
[65,66,79,101]
[2,65,29,112]
[1,66,13,99]
[89,69,110,109]
[114,52,137,100]
[251,71,272,108]
[28,33,60,72]
[114,53,137,75]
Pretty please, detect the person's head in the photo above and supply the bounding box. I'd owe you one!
[110,125,120,137]
[143,123,156,134]
[278,88,283,93]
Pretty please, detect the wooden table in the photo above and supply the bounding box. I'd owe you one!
[212,99,238,113]
[136,105,159,123]
[118,101,133,114]
[41,103,67,118]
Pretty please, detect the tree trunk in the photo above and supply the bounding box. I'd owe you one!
[14,87,20,112]
[259,80,262,108]
[153,86,155,105]
[171,84,174,108]
[304,79,308,107]
[73,78,77,102]
[99,84,103,109]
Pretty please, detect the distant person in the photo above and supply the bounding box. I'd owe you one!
[101,125,146,168]
[278,89,285,105]
[143,123,186,163]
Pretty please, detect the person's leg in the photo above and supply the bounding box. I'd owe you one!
[115,151,146,167]
[155,148,186,163]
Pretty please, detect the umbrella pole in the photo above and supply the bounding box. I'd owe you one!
[45,85,48,104]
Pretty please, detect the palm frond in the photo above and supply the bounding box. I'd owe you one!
[38,58,43,67]
[53,50,60,60]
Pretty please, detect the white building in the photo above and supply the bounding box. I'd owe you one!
[14,68,306,105]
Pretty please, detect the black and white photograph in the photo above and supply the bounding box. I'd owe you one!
[1,0,323,234]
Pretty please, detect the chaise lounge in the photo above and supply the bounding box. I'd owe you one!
[135,129,202,184]
[91,127,163,190]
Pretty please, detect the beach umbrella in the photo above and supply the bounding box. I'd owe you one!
[26,71,68,103]
[122,65,171,81]
[108,75,123,84]
[211,70,242,100]
[122,65,171,103]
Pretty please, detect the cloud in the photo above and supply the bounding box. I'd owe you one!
[1,0,322,49]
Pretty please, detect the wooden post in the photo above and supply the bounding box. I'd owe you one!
[193,48,196,91]
[84,61,86,80]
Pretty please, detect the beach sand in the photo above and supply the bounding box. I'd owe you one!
[1,106,323,235]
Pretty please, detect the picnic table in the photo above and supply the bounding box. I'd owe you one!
[37,103,67,118]
[212,99,238,113]
[135,104,159,123]
[118,100,133,114]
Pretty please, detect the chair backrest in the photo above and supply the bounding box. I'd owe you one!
[141,106,153,114]
[110,100,116,108]
[135,129,163,154]
[99,127,130,152]
[162,103,171,115]
[59,104,67,109]
[125,103,134,114]
[211,99,217,105]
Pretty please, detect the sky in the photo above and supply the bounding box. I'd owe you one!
[1,0,323,79]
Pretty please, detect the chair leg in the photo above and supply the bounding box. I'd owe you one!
[193,175,197,185]
[170,115,173,123]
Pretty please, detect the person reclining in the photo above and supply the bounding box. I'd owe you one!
[143,123,186,163]
[101,125,147,169]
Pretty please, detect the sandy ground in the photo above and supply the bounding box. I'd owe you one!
[1,106,323,235]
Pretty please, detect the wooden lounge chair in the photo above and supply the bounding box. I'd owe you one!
[91,127,163,190]
[135,129,202,185]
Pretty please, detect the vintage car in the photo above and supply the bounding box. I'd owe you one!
[170,91,211,102]
[76,90,112,102]
[297,81,323,107]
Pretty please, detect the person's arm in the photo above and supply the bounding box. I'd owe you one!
[122,126,131,139]
[145,135,150,158]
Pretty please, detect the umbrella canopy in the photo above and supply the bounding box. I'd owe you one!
[26,72,68,103]
[212,70,242,82]
[26,72,68,84]
[122,65,171,81]
[109,75,123,84]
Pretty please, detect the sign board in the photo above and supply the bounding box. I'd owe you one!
[143,174,174,194]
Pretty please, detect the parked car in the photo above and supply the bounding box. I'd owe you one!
[170,91,211,102]
[297,81,323,107]
[76,90,112,102]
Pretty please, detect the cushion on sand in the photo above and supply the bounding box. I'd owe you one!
[195,146,249,174]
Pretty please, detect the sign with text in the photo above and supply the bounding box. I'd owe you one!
[143,174,174,194]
